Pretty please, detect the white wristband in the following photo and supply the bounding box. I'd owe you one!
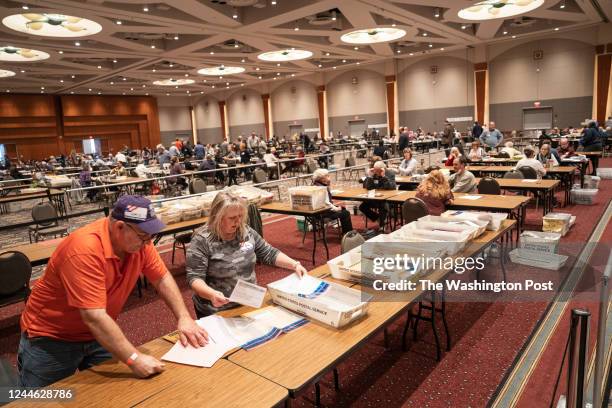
[126,352,139,366]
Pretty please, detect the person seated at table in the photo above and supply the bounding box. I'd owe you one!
[557,137,576,159]
[467,140,485,161]
[449,156,476,193]
[515,146,546,178]
[416,170,454,216]
[282,147,305,174]
[536,143,559,167]
[312,169,353,235]
[79,163,97,201]
[445,147,462,167]
[398,148,417,176]
[134,162,147,178]
[186,192,307,318]
[580,119,602,172]
[501,141,522,158]
[110,161,127,177]
[373,140,387,158]
[17,195,208,387]
[359,161,395,232]
[169,156,188,188]
[318,142,330,169]
[263,148,280,179]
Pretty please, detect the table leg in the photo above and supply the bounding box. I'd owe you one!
[309,216,317,265]
[319,216,329,260]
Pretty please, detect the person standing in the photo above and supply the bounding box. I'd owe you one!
[472,122,483,141]
[194,140,206,160]
[18,196,208,387]
[479,121,503,150]
[398,127,409,153]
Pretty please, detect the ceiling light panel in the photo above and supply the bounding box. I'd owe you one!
[3,13,102,37]
[0,46,49,61]
[340,27,407,44]
[197,66,245,75]
[153,78,195,86]
[458,0,545,21]
[258,49,312,61]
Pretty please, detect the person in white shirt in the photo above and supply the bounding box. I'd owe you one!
[467,140,485,161]
[515,146,546,177]
[398,148,417,176]
[115,151,127,164]
[501,141,522,158]
[135,163,147,178]
[168,143,180,157]
[262,148,280,179]
[536,143,559,167]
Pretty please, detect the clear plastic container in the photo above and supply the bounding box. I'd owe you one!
[543,212,572,235]
[570,188,598,205]
[583,176,600,190]
[519,231,562,254]
[596,168,612,179]
[289,186,328,211]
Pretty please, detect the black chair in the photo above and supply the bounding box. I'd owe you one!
[188,178,207,194]
[28,202,69,243]
[497,151,511,158]
[253,168,281,200]
[478,177,501,195]
[401,197,428,224]
[0,251,32,308]
[503,170,524,179]
[517,166,538,179]
[172,232,193,264]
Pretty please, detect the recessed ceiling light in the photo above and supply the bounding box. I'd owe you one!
[58,50,63,54]
[226,82,229,85]
[271,0,277,4]
[40,90,43,93]
[318,64,322,68]
[174,35,179,40]
[396,49,401,54]
[200,91,204,94]
[422,32,428,37]
[22,5,29,10]
[276,63,281,66]
[0,69,16,78]
[241,58,245,63]
[130,87,134,91]
[458,0,545,21]
[356,61,360,65]
[332,66,337,69]
[212,85,215,88]
[88,88,91,91]
[354,46,359,50]
[70,91,74,94]
[0,46,49,62]
[503,30,508,35]
[122,77,126,80]
[272,78,276,80]
[153,78,195,86]
[152,69,156,72]
[74,41,80,46]
[198,66,245,76]
[342,59,347,62]
[97,91,101,94]
[186,90,190,93]
[60,79,64,83]
[276,72,280,76]
[143,6,149,12]
[258,49,312,61]
[97,65,101,69]
[255,67,260,71]
[122,92,125,95]
[71,74,75,78]
[169,63,174,68]
[142,84,146,88]
[554,27,559,31]
[461,24,467,30]
[434,8,440,18]
[391,22,397,27]
[20,69,26,73]
[6,89,10,92]
[112,59,117,63]
[110,81,114,85]
[150,44,156,49]
[428,44,433,47]
[209,51,214,55]
[166,93,170,96]
[3,13,102,37]
[325,52,330,56]
[116,20,122,25]
[512,35,516,38]
[559,0,565,8]
[440,47,445,51]
[409,53,413,56]
[258,75,262,79]
[184,73,189,77]
[341,28,407,44]
[232,9,238,19]
[40,86,44,90]
[145,93,149,95]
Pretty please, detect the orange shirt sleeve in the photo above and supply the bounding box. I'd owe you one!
[141,243,168,284]
[60,253,108,309]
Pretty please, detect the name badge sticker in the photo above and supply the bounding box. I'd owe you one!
[240,241,254,253]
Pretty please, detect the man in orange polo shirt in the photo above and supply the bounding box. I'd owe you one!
[18,195,208,387]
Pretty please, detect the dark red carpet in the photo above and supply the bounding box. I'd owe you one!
[0,161,610,407]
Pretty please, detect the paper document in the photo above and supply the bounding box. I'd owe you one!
[521,179,539,183]
[461,195,482,200]
[161,341,228,368]
[330,189,343,194]
[229,279,266,308]
[246,306,309,330]
[271,274,327,296]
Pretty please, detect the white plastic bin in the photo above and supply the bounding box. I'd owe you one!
[571,188,598,205]
[519,231,562,254]
[288,186,328,211]
[583,175,601,190]
[543,212,572,235]
[508,248,568,271]
[596,168,612,179]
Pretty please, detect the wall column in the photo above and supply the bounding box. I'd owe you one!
[218,101,228,141]
[474,62,489,125]
[317,85,328,139]
[261,94,272,140]
[385,75,398,136]
[189,106,198,144]
[594,44,612,123]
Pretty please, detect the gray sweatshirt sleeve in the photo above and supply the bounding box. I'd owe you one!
[185,231,210,287]
[251,229,280,265]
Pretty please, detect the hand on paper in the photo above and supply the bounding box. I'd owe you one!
[177,315,209,347]
[210,290,230,307]
[131,354,165,378]
[294,263,308,278]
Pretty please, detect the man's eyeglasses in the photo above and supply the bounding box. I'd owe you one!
[125,223,153,243]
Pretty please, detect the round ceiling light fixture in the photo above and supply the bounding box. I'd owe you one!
[2,13,102,37]
[197,66,245,75]
[340,27,406,44]
[257,49,312,62]
[0,46,49,61]
[153,78,195,86]
[0,69,16,78]
[458,0,544,20]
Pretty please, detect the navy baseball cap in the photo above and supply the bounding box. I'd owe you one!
[111,195,166,235]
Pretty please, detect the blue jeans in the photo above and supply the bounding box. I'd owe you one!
[17,332,112,387]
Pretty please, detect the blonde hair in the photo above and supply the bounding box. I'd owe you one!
[206,192,248,241]
[417,170,451,200]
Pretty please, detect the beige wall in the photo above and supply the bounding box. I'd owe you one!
[271,80,318,121]
[326,69,386,117]
[398,56,474,110]
[194,96,221,129]
[227,88,265,126]
[489,39,594,104]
